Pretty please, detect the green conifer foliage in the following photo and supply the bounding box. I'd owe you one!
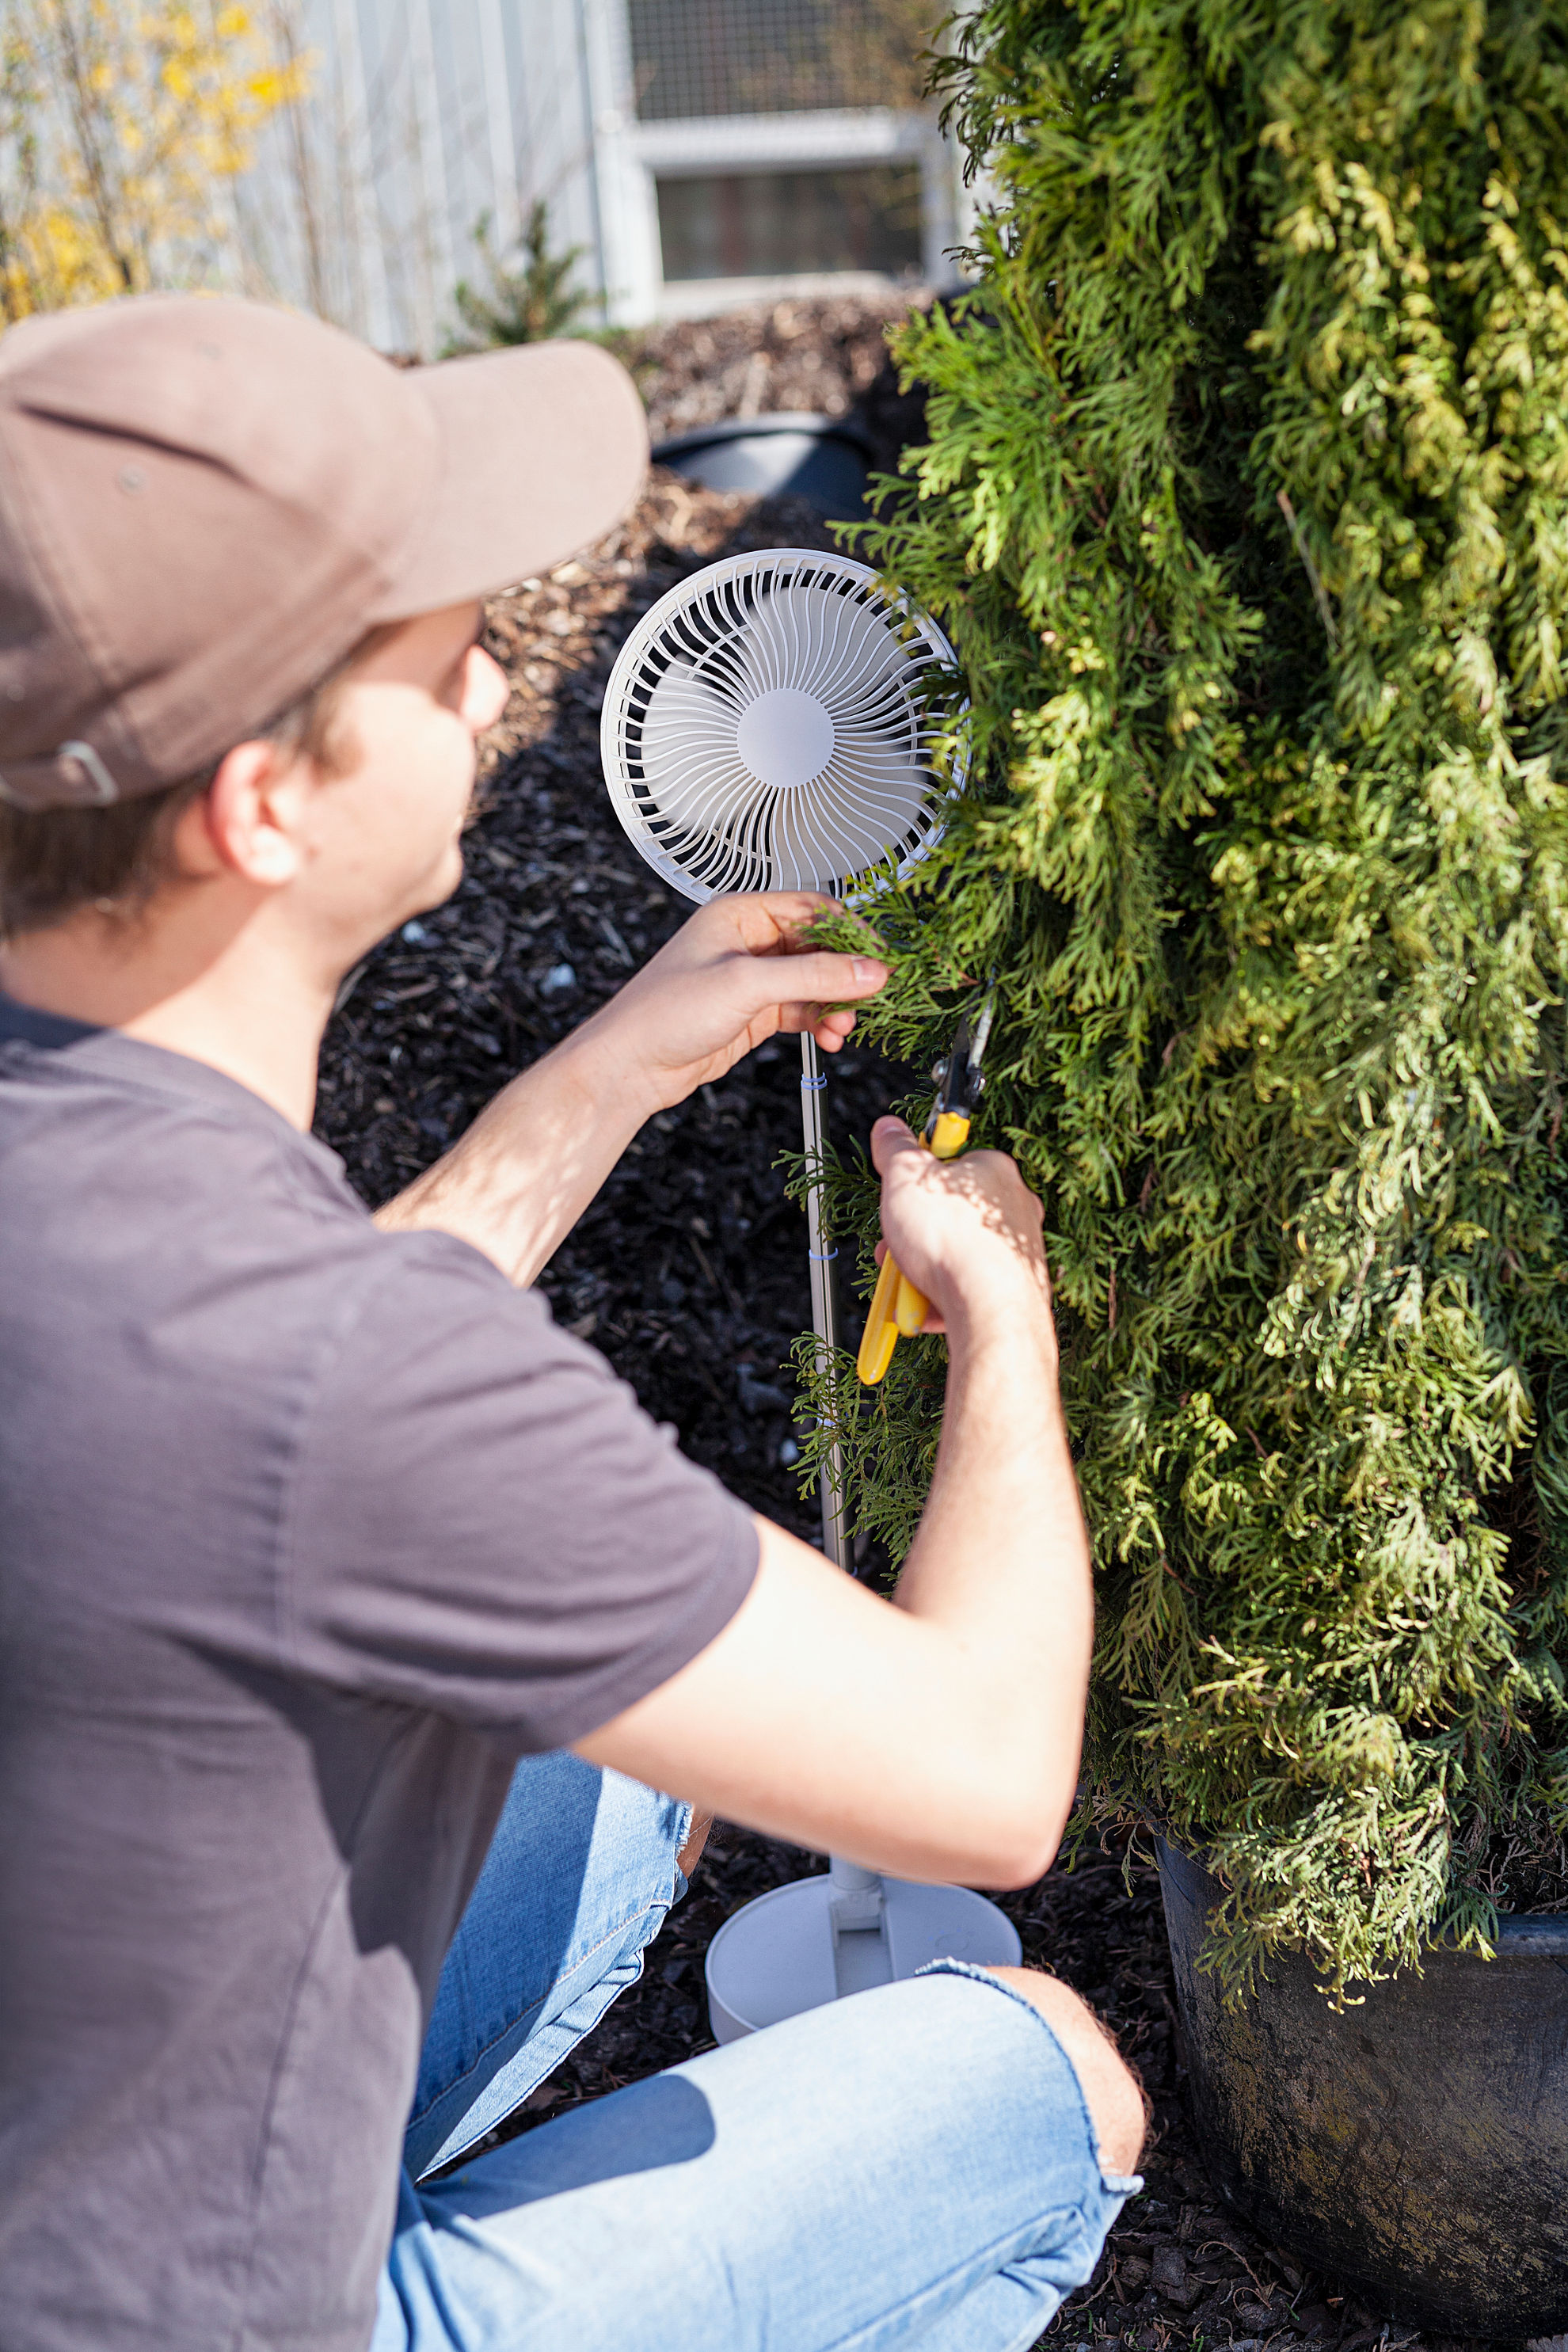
[838,0,1568,1989]
[443,201,592,356]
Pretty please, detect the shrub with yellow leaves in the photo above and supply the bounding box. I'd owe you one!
[807,0,1568,2000]
[0,0,309,318]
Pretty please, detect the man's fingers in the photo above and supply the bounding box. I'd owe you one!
[755,949,886,1006]
[870,1116,922,1174]
[770,1003,858,1048]
[757,890,840,928]
[705,890,841,958]
[744,946,885,1046]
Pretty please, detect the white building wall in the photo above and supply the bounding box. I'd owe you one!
[234,0,603,352]
[234,0,969,352]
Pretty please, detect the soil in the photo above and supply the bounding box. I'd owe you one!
[313,306,1505,2352]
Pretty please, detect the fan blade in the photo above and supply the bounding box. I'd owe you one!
[636,660,779,893]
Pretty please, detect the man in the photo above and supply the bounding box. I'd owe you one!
[0,295,1143,2352]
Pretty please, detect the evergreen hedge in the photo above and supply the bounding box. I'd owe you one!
[824,0,1568,1991]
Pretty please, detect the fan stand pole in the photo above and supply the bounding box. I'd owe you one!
[800,1035,887,1935]
[799,1033,852,1576]
[702,1037,1022,2045]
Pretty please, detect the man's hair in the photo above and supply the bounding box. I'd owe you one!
[0,626,394,940]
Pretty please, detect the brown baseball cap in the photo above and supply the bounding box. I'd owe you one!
[0,295,649,811]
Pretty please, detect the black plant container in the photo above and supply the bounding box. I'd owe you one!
[650,413,873,518]
[1158,1840,1568,2338]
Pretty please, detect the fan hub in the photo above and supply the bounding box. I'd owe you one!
[735,687,834,792]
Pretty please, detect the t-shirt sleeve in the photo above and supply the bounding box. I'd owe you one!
[280,1231,760,1750]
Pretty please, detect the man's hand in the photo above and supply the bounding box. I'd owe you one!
[378,891,886,1287]
[870,1116,1052,1340]
[573,892,888,1121]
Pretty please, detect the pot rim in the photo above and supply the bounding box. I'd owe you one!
[1155,1835,1568,1958]
[651,413,876,464]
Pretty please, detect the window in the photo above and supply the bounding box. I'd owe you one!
[629,0,923,123]
[656,163,923,282]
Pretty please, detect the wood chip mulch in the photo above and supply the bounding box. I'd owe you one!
[312,308,1496,2352]
[626,289,931,474]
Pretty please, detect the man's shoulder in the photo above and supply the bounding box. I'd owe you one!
[1,1009,362,1238]
[0,1004,542,1363]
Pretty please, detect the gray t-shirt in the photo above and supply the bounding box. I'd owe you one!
[0,1000,759,2352]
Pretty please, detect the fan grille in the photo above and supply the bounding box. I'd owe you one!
[600,549,964,902]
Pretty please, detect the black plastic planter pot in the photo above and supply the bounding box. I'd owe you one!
[650,413,873,518]
[1158,1840,1568,2337]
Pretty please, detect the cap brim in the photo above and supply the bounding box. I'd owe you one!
[368,339,649,621]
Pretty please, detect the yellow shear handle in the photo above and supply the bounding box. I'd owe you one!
[855,1109,973,1386]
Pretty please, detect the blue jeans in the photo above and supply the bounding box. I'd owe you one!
[374,1753,1140,2352]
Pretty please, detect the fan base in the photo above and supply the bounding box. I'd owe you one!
[704,1870,1022,2043]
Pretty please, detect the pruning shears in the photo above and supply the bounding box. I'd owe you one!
[857,987,996,1387]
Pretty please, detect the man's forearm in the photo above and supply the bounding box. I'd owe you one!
[893,1287,1094,1838]
[371,893,885,1286]
[573,1283,1095,1889]
[374,1026,644,1286]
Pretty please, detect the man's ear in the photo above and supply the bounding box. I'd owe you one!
[178,740,309,889]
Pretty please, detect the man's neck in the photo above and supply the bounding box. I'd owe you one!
[0,909,333,1131]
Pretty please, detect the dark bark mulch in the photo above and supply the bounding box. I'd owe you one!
[314,394,1496,2352]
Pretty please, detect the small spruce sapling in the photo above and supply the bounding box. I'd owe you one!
[443,200,593,356]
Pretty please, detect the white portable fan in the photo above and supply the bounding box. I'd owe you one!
[601,549,1020,2042]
